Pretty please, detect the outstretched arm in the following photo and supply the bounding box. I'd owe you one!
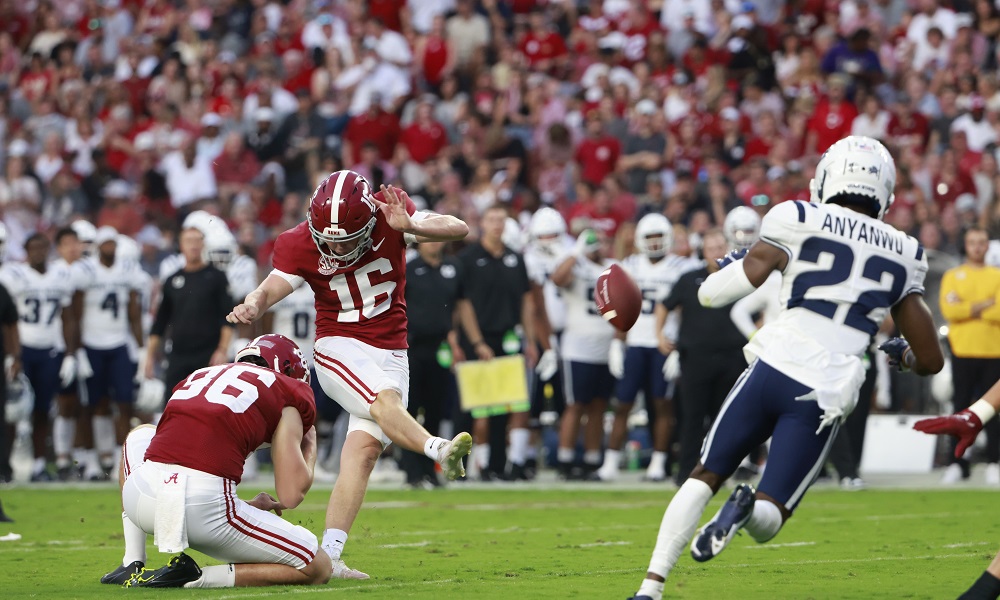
[228,274,295,325]
[376,184,469,242]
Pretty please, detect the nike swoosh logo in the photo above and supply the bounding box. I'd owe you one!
[372,238,385,251]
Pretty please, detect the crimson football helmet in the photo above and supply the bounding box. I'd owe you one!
[307,170,378,269]
[236,334,310,384]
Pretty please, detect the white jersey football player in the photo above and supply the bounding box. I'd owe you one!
[0,232,75,481]
[600,213,698,482]
[725,206,781,338]
[523,207,571,415]
[69,226,146,473]
[550,229,616,479]
[629,136,945,600]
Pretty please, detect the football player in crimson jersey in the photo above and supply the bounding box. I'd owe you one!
[227,169,472,579]
[911,375,1000,599]
[101,334,333,589]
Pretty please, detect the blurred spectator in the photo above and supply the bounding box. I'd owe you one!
[160,134,217,214]
[821,28,884,90]
[806,73,858,154]
[96,180,143,236]
[342,98,401,166]
[446,0,490,71]
[951,95,998,152]
[618,100,666,195]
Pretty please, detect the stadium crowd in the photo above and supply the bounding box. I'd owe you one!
[2,0,1000,485]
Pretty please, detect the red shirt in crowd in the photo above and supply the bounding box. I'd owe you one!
[886,112,929,152]
[421,34,450,86]
[519,31,567,68]
[400,120,449,164]
[343,109,401,164]
[568,202,626,240]
[808,98,858,154]
[367,0,406,31]
[574,136,621,186]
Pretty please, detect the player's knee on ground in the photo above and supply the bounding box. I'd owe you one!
[303,549,333,585]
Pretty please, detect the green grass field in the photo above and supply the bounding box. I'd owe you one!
[0,483,998,599]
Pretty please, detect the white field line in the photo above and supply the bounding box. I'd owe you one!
[576,541,632,548]
[378,540,430,549]
[746,541,817,550]
[943,541,994,548]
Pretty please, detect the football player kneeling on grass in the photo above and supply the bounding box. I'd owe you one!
[100,334,332,588]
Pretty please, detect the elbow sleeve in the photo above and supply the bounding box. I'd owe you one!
[698,261,758,308]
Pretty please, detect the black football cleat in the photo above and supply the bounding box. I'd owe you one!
[0,499,12,523]
[101,561,144,584]
[123,553,202,588]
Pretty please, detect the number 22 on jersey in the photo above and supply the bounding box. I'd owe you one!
[327,257,396,323]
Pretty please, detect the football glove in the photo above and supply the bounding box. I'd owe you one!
[662,350,680,380]
[535,349,558,382]
[716,247,748,270]
[59,354,77,388]
[913,410,983,459]
[575,229,600,258]
[609,339,625,379]
[878,337,913,371]
[76,349,94,379]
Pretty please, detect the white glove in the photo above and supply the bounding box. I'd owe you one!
[609,339,625,379]
[663,350,680,380]
[76,348,94,379]
[575,229,600,258]
[59,354,77,388]
[134,346,147,384]
[535,349,558,381]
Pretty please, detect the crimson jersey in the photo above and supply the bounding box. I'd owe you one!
[144,364,316,483]
[271,192,413,350]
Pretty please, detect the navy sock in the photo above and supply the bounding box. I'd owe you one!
[959,572,1000,600]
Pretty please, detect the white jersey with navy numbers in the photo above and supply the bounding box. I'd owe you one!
[561,257,617,364]
[227,254,259,301]
[746,200,927,417]
[268,284,316,366]
[73,257,143,350]
[0,262,74,350]
[524,239,572,333]
[620,253,699,348]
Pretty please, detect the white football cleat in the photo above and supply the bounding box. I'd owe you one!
[592,464,619,482]
[331,559,369,580]
[941,463,964,485]
[438,432,473,480]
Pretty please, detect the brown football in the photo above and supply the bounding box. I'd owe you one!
[594,264,642,332]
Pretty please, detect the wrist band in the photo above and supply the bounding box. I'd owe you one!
[970,399,997,424]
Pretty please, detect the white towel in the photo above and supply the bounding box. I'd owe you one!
[154,469,188,553]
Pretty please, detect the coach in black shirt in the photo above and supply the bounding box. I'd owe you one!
[457,205,548,480]
[145,226,234,401]
[403,240,490,487]
[656,229,748,485]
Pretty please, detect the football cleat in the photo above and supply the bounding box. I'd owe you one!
[123,553,202,588]
[100,561,144,585]
[628,596,656,600]
[0,499,12,522]
[690,484,756,562]
[438,432,473,481]
[331,558,370,580]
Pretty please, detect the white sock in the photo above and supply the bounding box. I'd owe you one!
[122,512,147,565]
[423,436,449,462]
[322,528,348,561]
[744,498,783,543]
[472,444,490,470]
[646,479,714,579]
[602,449,621,471]
[636,578,665,600]
[184,564,236,588]
[583,450,602,466]
[647,451,667,475]
[32,457,46,474]
[93,416,115,456]
[509,428,530,465]
[557,447,575,463]
[53,416,75,459]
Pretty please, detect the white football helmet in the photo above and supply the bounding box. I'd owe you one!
[115,234,141,264]
[136,378,166,413]
[502,218,525,253]
[723,206,762,251]
[809,135,896,220]
[5,373,33,424]
[70,220,97,257]
[182,210,224,237]
[204,224,238,270]
[635,213,673,259]
[528,207,567,255]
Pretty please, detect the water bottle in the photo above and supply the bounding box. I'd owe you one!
[626,440,641,471]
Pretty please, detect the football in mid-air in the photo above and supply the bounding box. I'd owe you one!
[594,264,642,332]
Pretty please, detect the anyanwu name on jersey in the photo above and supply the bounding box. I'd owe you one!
[819,211,906,255]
